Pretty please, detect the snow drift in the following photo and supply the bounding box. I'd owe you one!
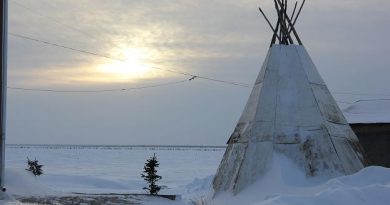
[210,155,390,205]
[4,168,58,197]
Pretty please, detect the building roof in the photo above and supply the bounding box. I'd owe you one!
[343,99,390,124]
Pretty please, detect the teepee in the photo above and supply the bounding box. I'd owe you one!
[213,0,368,195]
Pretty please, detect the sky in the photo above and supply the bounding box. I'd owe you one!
[6,0,390,145]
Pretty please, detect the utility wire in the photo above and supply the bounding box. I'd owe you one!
[336,100,354,104]
[7,79,190,93]
[9,2,389,96]
[336,98,390,106]
[10,32,115,60]
[354,98,390,103]
[9,33,252,88]
[10,0,94,38]
[7,33,390,96]
[333,91,390,97]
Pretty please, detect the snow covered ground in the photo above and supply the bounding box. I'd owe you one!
[5,145,224,195]
[4,145,224,204]
[210,154,390,205]
[3,145,390,205]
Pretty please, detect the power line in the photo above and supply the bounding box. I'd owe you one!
[10,2,252,88]
[336,100,354,104]
[6,33,390,95]
[7,79,190,93]
[10,32,116,60]
[9,33,252,88]
[9,2,390,97]
[333,91,390,97]
[336,98,390,106]
[11,33,389,94]
[354,98,390,103]
[10,0,94,38]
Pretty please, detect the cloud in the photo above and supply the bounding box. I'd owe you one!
[6,0,390,145]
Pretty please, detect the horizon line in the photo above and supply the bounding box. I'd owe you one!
[6,143,227,148]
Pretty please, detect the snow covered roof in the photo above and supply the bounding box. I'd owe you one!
[343,99,390,124]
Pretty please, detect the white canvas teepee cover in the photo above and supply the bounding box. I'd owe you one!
[213,44,368,194]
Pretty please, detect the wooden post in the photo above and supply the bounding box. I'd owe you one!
[273,0,293,45]
[259,7,281,43]
[0,0,7,191]
[288,0,306,36]
[270,18,280,46]
[287,2,298,32]
[276,0,302,45]
[259,0,305,46]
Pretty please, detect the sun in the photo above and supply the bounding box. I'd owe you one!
[98,47,154,81]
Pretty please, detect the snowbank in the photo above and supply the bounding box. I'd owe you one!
[136,195,186,205]
[0,192,19,205]
[253,166,390,205]
[208,163,390,205]
[182,175,214,204]
[4,168,58,197]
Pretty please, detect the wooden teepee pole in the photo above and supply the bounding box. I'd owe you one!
[276,0,302,45]
[259,0,305,45]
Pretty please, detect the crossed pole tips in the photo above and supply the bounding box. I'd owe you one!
[259,0,306,46]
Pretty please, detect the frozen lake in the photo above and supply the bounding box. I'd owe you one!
[5,145,225,195]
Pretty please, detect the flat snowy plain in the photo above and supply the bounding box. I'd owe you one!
[2,145,390,205]
[5,145,223,195]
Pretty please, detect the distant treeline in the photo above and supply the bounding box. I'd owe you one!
[6,144,226,151]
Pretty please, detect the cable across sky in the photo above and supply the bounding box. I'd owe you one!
[9,33,390,100]
[9,32,390,99]
[8,2,388,97]
[7,79,191,93]
[10,1,252,89]
[9,33,252,89]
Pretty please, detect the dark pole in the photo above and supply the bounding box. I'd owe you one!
[276,0,302,45]
[0,0,7,191]
[258,7,281,43]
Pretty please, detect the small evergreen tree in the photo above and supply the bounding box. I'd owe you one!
[26,157,43,176]
[141,153,162,195]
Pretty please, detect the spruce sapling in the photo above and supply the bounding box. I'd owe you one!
[26,157,43,176]
[141,153,162,195]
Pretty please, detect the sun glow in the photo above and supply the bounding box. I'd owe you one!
[38,45,171,85]
[98,47,155,81]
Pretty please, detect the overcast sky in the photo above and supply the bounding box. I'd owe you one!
[6,0,390,145]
